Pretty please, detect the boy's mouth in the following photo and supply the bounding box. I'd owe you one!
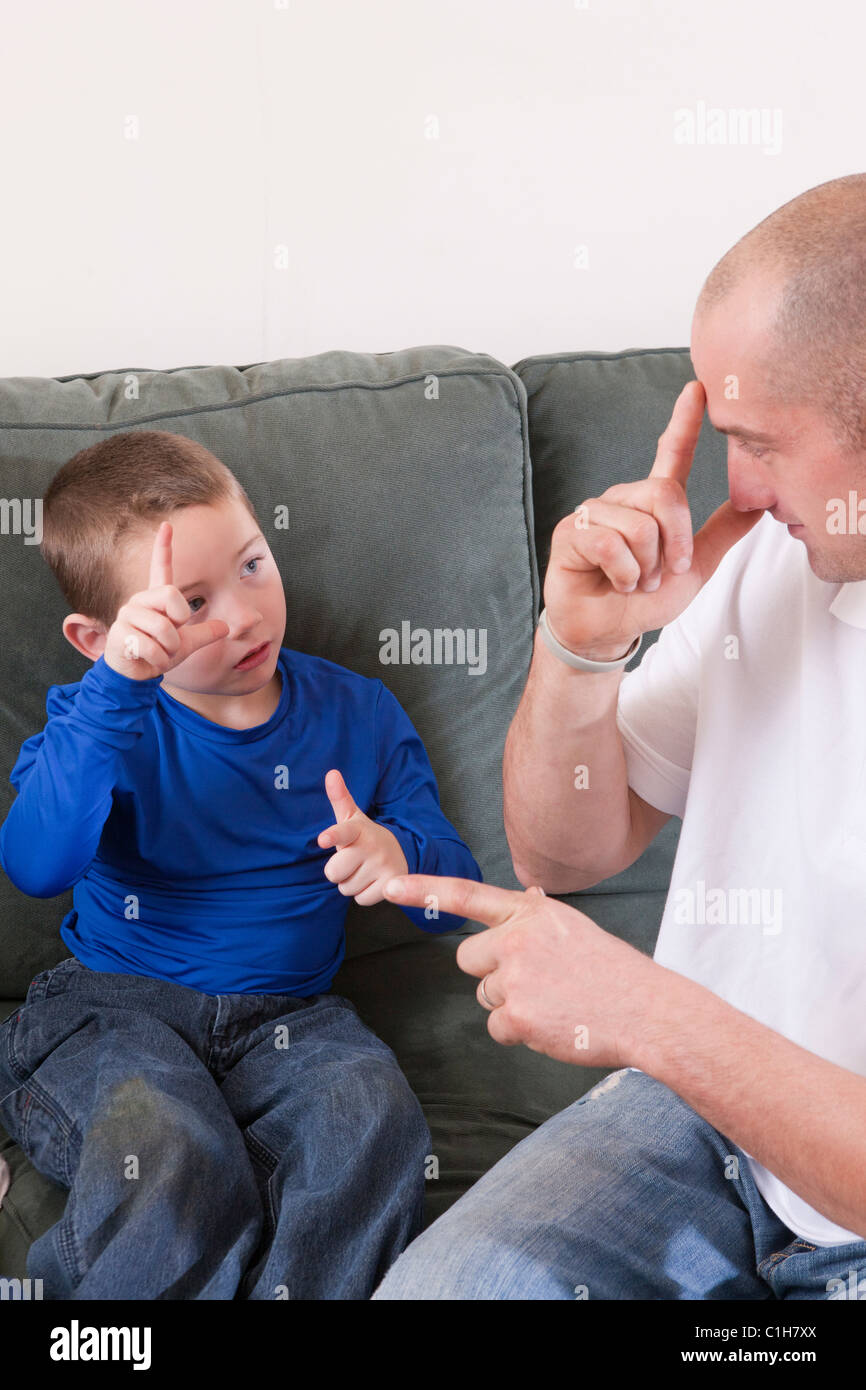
[234,640,270,670]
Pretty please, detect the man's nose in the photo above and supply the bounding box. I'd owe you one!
[727,453,776,513]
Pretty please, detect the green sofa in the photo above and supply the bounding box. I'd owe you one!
[0,343,730,1281]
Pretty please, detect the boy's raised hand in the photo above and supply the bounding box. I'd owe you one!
[318,769,409,906]
[103,520,230,681]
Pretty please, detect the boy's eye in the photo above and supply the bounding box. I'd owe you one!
[185,556,265,614]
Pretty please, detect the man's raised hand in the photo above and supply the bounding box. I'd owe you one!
[542,380,765,661]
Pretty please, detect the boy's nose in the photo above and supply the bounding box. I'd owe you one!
[221,603,263,642]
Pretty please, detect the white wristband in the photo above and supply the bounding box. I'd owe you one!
[537,608,642,672]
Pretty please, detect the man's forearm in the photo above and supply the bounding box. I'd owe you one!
[635,966,866,1240]
[503,626,633,890]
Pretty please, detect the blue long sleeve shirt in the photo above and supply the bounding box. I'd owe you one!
[0,647,483,995]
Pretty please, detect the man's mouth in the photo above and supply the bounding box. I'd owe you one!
[234,641,270,670]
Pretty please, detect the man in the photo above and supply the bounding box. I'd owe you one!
[372,172,866,1299]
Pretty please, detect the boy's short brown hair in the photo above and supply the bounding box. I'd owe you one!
[40,430,260,629]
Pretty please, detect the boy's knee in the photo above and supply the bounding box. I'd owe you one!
[85,1077,253,1199]
[341,1056,429,1145]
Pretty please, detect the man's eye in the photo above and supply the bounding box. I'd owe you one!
[739,438,770,459]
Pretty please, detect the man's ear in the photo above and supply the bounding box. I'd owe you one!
[62,613,109,662]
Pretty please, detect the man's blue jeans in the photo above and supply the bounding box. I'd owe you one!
[0,955,430,1299]
[373,1067,866,1300]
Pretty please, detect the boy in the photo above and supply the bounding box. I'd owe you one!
[0,429,482,1300]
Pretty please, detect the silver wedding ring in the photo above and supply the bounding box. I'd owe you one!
[479,974,496,1009]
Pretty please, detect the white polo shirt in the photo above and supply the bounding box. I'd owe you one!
[616,508,866,1246]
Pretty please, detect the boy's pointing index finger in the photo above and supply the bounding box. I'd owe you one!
[383,874,514,929]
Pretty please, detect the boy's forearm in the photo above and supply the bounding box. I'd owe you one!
[502,627,633,892]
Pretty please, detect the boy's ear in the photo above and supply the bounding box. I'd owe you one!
[62,613,109,663]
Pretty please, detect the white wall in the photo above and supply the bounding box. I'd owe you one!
[2,0,863,377]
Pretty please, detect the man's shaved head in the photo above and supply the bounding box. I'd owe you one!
[695,172,866,454]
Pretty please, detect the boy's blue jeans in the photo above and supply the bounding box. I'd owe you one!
[373,1067,866,1300]
[0,955,430,1300]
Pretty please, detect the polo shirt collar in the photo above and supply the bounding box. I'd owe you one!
[829,580,866,630]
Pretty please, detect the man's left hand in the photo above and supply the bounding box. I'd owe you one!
[383,873,664,1069]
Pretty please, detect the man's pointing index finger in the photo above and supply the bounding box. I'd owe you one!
[383,874,513,929]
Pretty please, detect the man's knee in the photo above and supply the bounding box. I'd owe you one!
[373,1201,572,1300]
[374,1209,492,1299]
